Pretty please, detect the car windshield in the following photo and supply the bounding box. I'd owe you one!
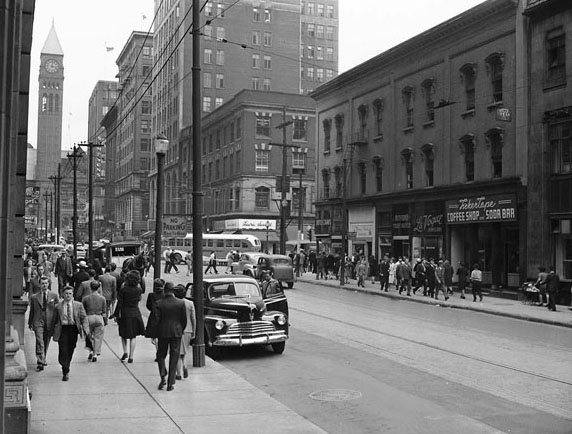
[208,281,261,299]
[271,258,291,265]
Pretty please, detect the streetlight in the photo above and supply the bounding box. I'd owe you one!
[265,220,271,253]
[154,133,169,280]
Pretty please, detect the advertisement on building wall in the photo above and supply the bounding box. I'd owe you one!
[25,186,40,206]
[446,194,517,224]
[224,219,277,231]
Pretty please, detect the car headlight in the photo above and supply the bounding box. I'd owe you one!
[275,314,286,326]
[215,320,225,330]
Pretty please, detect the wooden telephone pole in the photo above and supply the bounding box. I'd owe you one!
[49,164,63,245]
[67,146,82,260]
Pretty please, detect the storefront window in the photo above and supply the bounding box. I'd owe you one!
[564,238,572,280]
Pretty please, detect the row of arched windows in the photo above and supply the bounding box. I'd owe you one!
[41,93,60,113]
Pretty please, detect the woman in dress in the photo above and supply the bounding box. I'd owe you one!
[388,257,397,290]
[114,270,145,363]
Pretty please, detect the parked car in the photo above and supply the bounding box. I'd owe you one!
[186,275,289,358]
[235,252,295,288]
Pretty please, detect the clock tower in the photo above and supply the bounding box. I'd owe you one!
[36,23,64,182]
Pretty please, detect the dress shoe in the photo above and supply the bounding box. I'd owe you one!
[121,353,128,362]
[128,358,133,363]
[183,367,189,378]
[158,377,166,390]
[92,356,97,362]
[62,374,69,381]
[167,385,174,391]
[88,353,93,361]
[460,295,466,299]
[43,362,48,366]
[36,365,44,372]
[176,375,182,380]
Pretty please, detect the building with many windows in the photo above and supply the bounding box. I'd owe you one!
[312,0,527,289]
[171,90,317,253]
[524,0,572,300]
[109,31,154,238]
[150,0,338,239]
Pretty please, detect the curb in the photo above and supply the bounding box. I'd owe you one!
[298,276,572,329]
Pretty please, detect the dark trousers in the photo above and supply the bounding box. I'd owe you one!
[58,275,71,297]
[414,277,427,295]
[157,337,182,387]
[547,290,557,310]
[472,281,483,301]
[379,275,389,291]
[205,262,217,274]
[58,325,79,375]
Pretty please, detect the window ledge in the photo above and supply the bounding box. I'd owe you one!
[461,109,475,119]
[335,147,343,153]
[323,150,330,156]
[402,126,414,134]
[292,138,308,143]
[487,101,503,111]
[373,134,383,143]
[422,121,435,129]
[543,81,566,92]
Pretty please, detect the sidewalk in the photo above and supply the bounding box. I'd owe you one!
[297,273,572,329]
[24,300,327,434]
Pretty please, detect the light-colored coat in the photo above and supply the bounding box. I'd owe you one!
[28,290,59,330]
[53,300,90,341]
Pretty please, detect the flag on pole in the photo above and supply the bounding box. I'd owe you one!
[142,14,147,20]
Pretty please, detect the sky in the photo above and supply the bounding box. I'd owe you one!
[28,0,485,150]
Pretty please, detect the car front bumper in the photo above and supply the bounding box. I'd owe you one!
[213,331,288,347]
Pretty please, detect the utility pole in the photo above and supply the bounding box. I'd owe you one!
[274,107,294,255]
[49,164,63,245]
[67,146,82,261]
[191,0,205,368]
[43,190,49,242]
[340,157,347,286]
[49,191,53,242]
[78,141,104,261]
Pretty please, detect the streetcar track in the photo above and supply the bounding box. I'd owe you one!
[292,306,572,387]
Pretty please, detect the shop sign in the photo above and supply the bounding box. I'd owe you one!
[392,213,410,229]
[25,187,40,206]
[413,213,444,234]
[349,223,373,239]
[446,194,517,224]
[25,215,37,228]
[225,219,276,230]
[162,215,189,236]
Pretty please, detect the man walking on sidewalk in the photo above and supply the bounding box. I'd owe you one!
[28,276,59,371]
[155,282,187,391]
[53,286,90,381]
[545,265,560,312]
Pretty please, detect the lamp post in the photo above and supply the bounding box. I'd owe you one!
[265,220,271,253]
[154,134,169,280]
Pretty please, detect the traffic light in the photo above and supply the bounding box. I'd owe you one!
[307,227,313,241]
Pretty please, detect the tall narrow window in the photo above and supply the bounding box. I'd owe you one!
[293,118,307,140]
[264,8,271,22]
[216,49,225,65]
[373,156,383,192]
[486,53,504,103]
[357,104,368,142]
[421,79,435,122]
[255,187,270,208]
[252,54,260,69]
[401,148,414,189]
[252,31,260,45]
[460,134,475,181]
[216,73,224,89]
[421,144,435,187]
[402,86,414,128]
[253,7,260,21]
[358,162,366,195]
[292,151,306,170]
[235,187,240,210]
[255,114,271,136]
[372,99,383,137]
[485,128,504,178]
[460,64,476,111]
[263,55,272,69]
[204,48,213,64]
[255,149,270,172]
[334,166,342,197]
[546,28,566,86]
[549,121,572,174]
[335,114,344,149]
[204,25,212,40]
[203,72,212,88]
[322,168,330,199]
[293,187,306,213]
[323,119,331,152]
[263,78,271,91]
[263,32,272,46]
[251,77,260,90]
[203,96,211,112]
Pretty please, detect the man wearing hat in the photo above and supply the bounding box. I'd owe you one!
[55,250,74,297]
[70,260,90,300]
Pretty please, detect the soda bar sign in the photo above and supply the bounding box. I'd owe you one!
[446,194,517,224]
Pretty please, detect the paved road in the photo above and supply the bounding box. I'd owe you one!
[216,280,572,434]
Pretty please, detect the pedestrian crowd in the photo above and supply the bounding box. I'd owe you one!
[24,244,195,391]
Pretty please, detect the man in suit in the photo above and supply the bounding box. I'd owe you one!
[545,265,560,312]
[52,286,90,381]
[155,282,187,391]
[74,268,97,301]
[98,265,117,318]
[28,276,60,371]
[54,250,74,296]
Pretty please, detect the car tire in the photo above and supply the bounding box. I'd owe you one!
[287,282,294,288]
[271,341,285,354]
[205,337,222,360]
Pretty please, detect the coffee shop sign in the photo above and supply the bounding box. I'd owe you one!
[446,195,517,224]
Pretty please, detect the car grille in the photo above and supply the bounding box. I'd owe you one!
[227,321,275,336]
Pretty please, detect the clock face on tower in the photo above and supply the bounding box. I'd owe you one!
[45,59,59,73]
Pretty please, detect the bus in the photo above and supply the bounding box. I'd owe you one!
[164,233,262,265]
